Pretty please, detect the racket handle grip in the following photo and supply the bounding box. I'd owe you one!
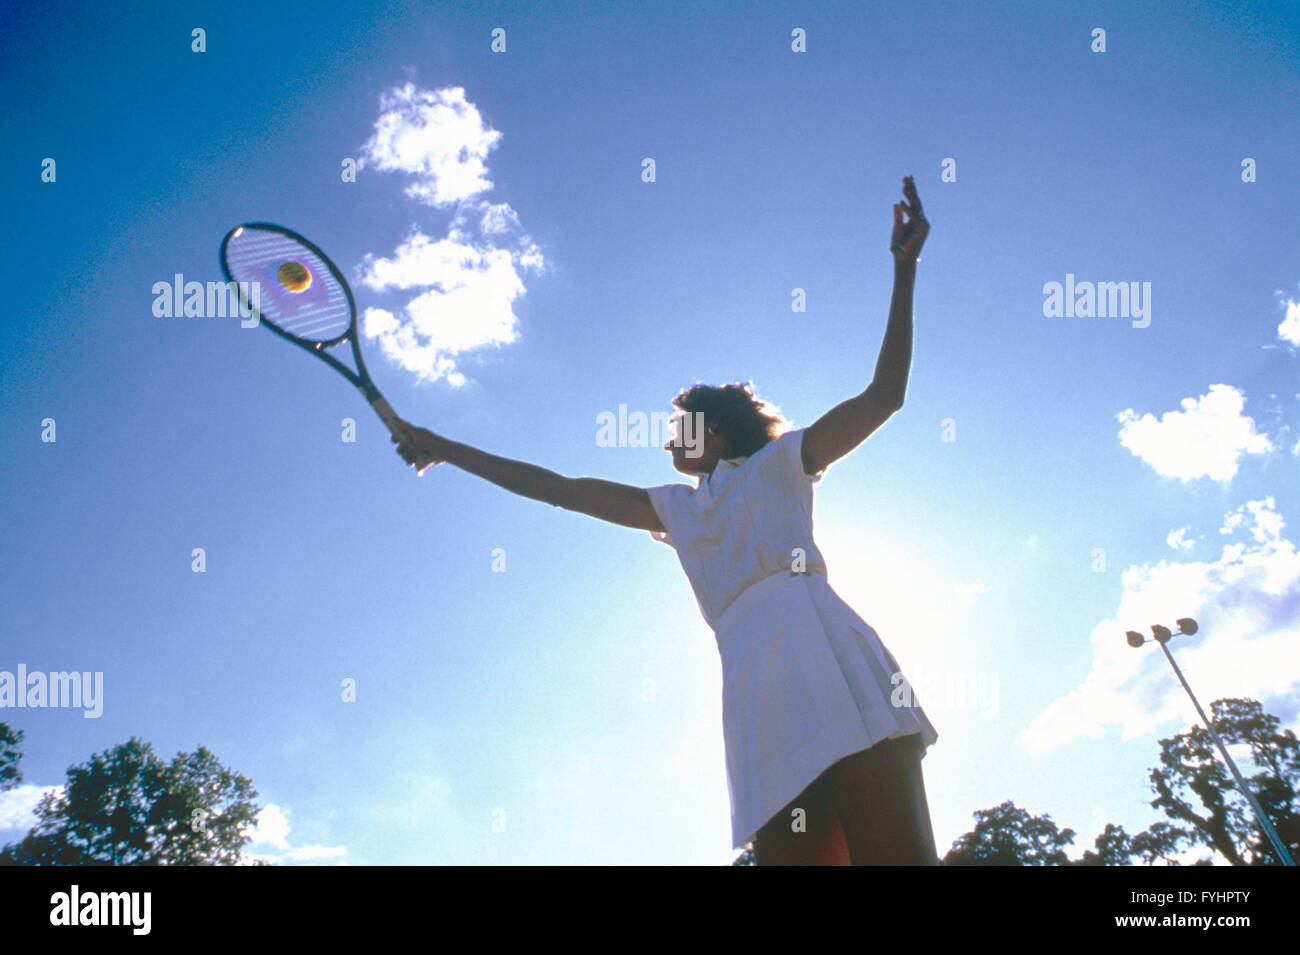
[370,395,438,476]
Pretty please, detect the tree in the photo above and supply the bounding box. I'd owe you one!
[1074,823,1134,866]
[1129,821,1192,865]
[0,723,21,792]
[1147,697,1299,866]
[943,800,1075,865]
[1,736,261,865]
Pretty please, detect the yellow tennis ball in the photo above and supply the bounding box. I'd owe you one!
[277,261,312,293]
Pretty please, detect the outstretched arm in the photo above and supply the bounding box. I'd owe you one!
[802,176,929,476]
[390,421,665,533]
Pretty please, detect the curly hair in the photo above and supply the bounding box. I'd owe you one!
[671,381,789,458]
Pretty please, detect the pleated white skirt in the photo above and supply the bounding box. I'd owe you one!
[714,572,939,850]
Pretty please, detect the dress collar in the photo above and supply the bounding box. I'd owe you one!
[702,453,750,486]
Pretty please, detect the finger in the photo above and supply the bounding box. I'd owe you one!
[903,179,923,213]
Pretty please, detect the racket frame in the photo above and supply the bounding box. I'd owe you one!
[219,221,433,472]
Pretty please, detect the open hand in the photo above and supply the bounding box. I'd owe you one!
[891,175,929,263]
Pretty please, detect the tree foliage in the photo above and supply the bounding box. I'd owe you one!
[0,723,21,792]
[941,697,1299,866]
[943,800,1075,865]
[1,736,261,866]
[1147,697,1299,865]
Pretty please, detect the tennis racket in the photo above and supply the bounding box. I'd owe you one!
[219,222,437,474]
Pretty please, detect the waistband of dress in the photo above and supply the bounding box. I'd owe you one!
[714,570,829,634]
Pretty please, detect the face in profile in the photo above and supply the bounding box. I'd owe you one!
[664,412,727,476]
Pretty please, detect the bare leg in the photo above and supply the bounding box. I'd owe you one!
[752,771,851,865]
[823,734,940,865]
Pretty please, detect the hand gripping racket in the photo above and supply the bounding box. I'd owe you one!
[220,222,437,474]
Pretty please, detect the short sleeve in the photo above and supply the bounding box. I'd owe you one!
[645,483,690,547]
[768,427,824,486]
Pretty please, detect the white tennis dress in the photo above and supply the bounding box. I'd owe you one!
[646,426,938,850]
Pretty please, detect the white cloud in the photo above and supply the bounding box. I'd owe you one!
[356,84,547,386]
[358,232,536,387]
[1277,294,1300,347]
[243,802,347,866]
[1220,498,1285,545]
[359,84,501,207]
[1116,384,1274,483]
[245,802,291,850]
[1018,498,1300,755]
[1167,526,1195,551]
[0,784,59,833]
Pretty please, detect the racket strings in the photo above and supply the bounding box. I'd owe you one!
[224,228,353,342]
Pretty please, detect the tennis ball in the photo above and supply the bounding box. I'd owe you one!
[277,261,312,293]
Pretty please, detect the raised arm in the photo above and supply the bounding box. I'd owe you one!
[802,176,929,476]
[390,420,665,533]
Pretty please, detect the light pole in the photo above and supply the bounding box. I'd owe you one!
[1126,617,1295,866]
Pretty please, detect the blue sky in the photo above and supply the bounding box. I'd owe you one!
[2,0,1298,865]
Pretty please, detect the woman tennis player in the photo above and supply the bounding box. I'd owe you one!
[393,176,938,865]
